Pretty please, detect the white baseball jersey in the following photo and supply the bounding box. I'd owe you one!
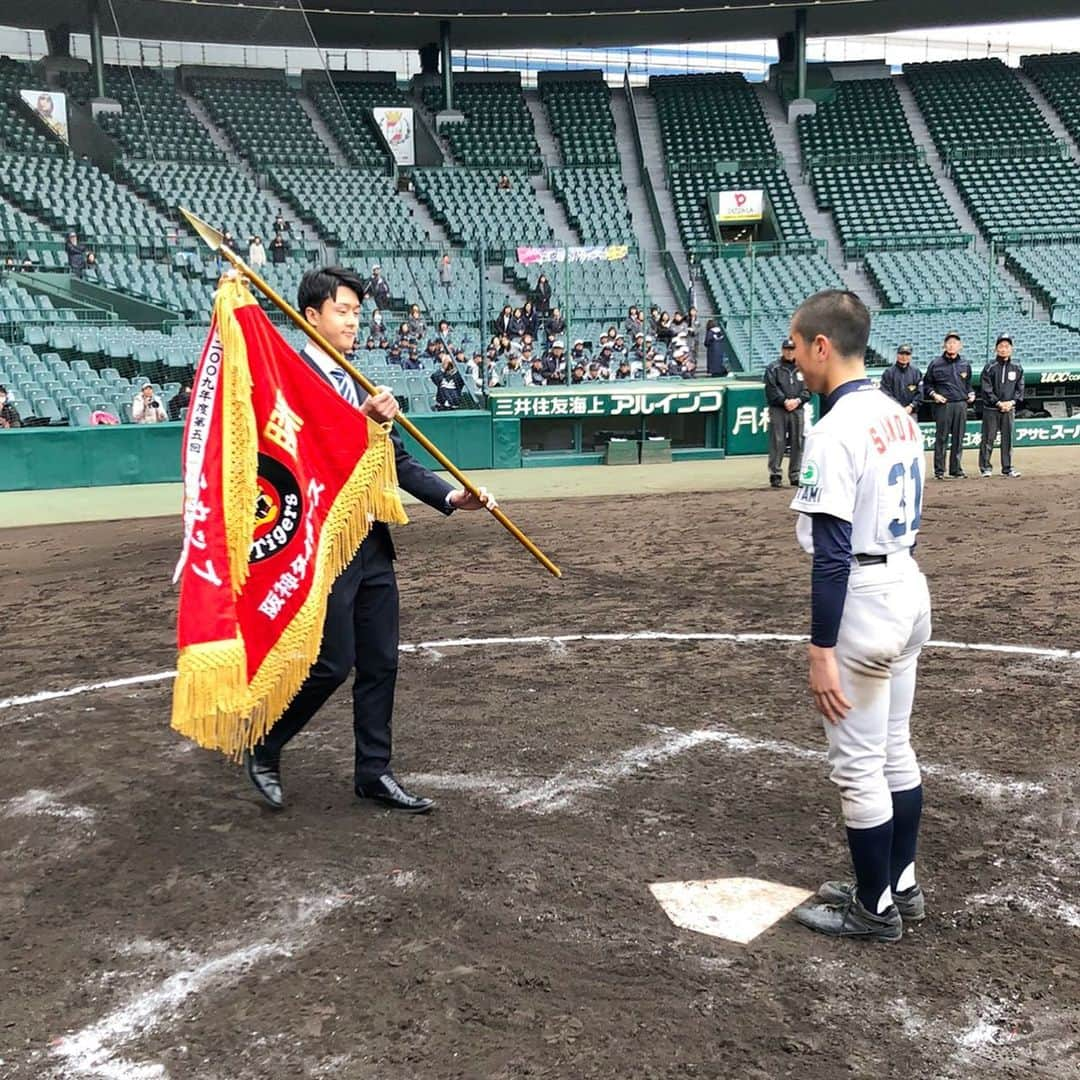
[790,380,924,555]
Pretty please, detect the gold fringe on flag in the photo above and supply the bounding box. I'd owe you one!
[171,420,407,759]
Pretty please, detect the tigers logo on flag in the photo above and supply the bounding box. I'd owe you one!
[171,277,407,757]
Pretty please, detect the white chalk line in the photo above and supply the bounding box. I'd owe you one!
[4,789,96,823]
[51,894,349,1080]
[412,724,1045,814]
[2,628,1078,713]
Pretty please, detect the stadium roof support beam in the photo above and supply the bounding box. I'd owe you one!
[88,0,105,99]
[440,19,453,113]
[795,8,807,102]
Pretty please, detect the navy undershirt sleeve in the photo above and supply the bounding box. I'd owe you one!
[810,513,853,648]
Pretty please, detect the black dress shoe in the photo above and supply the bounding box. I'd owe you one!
[243,749,284,810]
[950,470,967,479]
[355,773,435,814]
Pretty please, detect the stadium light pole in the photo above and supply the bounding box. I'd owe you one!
[88,0,106,100]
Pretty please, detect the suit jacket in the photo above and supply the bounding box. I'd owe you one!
[300,348,454,557]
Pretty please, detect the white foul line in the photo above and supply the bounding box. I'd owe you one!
[51,895,348,1080]
[2,628,1077,713]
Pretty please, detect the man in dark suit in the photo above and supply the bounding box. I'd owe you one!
[244,267,495,814]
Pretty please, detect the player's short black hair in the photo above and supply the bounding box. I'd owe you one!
[791,289,870,360]
[297,266,366,319]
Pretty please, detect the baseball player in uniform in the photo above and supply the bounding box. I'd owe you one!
[786,290,932,942]
[979,333,1023,478]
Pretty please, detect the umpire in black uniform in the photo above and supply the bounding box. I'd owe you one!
[979,332,1024,478]
[880,344,922,415]
[244,267,495,814]
[764,336,811,487]
[922,330,974,480]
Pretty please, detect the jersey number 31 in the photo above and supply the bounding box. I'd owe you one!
[887,458,923,537]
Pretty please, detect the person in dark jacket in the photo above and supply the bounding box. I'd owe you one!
[879,344,922,415]
[979,333,1024,478]
[0,384,22,428]
[370,265,391,309]
[431,354,465,410]
[545,307,566,340]
[764,337,811,488]
[704,320,730,377]
[494,305,513,337]
[521,300,538,337]
[167,384,191,422]
[533,274,552,315]
[269,235,287,264]
[65,232,87,277]
[508,307,527,338]
[922,330,974,480]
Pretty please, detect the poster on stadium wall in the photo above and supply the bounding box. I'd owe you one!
[371,107,415,166]
[489,383,725,419]
[709,189,764,224]
[516,245,630,266]
[20,88,69,145]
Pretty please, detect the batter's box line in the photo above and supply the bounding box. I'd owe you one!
[2,629,1078,713]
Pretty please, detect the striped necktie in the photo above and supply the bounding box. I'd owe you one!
[329,365,360,408]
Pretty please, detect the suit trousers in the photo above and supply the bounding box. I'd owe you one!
[979,408,1014,474]
[260,526,400,784]
[768,405,804,482]
[933,401,967,476]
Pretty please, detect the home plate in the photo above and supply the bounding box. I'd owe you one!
[650,877,814,944]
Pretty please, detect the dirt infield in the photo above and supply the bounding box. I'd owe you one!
[2,474,1079,1079]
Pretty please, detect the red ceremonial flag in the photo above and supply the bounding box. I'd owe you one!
[171,277,407,756]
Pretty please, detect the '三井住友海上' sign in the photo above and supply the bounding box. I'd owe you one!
[488,384,726,420]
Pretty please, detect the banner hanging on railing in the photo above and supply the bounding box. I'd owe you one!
[372,107,415,166]
[516,245,630,265]
[20,88,68,145]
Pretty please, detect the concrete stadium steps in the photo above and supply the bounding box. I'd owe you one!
[754,84,875,301]
[610,87,677,312]
[399,187,447,246]
[524,89,560,170]
[296,92,351,169]
[178,89,244,165]
[530,175,578,247]
[1015,70,1077,155]
[627,90,689,283]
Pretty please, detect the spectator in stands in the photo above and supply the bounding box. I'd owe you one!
[647,354,669,380]
[615,358,633,381]
[371,309,387,339]
[686,306,701,359]
[583,361,603,383]
[534,274,552,315]
[704,320,730,377]
[273,212,291,238]
[370,265,391,309]
[407,304,425,340]
[521,300,539,337]
[438,253,453,293]
[65,232,87,278]
[542,340,567,384]
[596,348,614,377]
[545,307,566,341]
[495,305,513,337]
[979,333,1024,478]
[484,354,503,388]
[248,236,267,268]
[168,384,191,422]
[570,363,586,385]
[497,173,512,191]
[223,231,236,252]
[502,353,523,380]
[401,348,421,371]
[85,251,97,272]
[629,332,646,365]
[436,319,454,349]
[675,343,696,378]
[648,305,661,335]
[0,385,22,428]
[880,344,922,415]
[387,343,403,367]
[132,383,168,424]
[764,337,811,489]
[625,306,644,337]
[21,255,33,272]
[431,354,465,410]
[656,312,674,344]
[508,307,527,339]
[512,332,535,359]
[270,235,287,265]
[923,330,974,480]
[529,356,547,386]
[611,334,627,358]
[570,340,590,367]
[466,352,484,394]
[397,321,412,346]
[2,256,15,274]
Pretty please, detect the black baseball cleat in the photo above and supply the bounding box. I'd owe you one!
[356,773,435,814]
[769,477,783,489]
[792,893,903,942]
[815,880,926,922]
[243,749,284,810]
